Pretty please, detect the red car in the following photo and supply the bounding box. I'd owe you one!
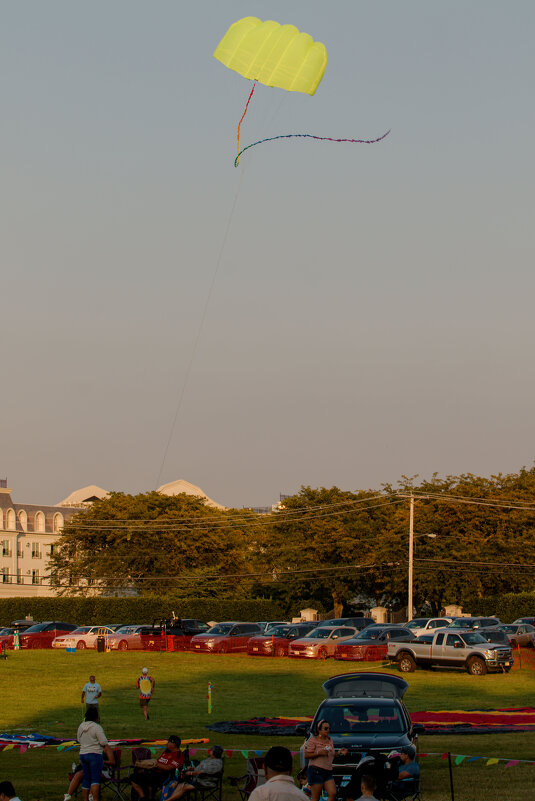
[0,620,39,650]
[191,622,262,653]
[247,623,317,657]
[19,621,78,649]
[334,625,415,661]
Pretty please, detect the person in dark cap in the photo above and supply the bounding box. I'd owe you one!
[248,746,307,801]
[391,745,420,795]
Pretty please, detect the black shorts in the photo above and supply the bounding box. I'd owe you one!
[307,766,334,785]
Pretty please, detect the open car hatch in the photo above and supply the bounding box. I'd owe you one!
[322,672,408,700]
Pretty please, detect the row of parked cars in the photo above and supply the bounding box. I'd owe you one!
[1,614,533,656]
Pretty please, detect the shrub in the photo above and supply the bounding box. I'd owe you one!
[0,596,283,626]
[470,592,535,622]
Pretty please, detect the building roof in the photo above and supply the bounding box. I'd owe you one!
[157,479,226,510]
[57,480,226,510]
[57,485,110,507]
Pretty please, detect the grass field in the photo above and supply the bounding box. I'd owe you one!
[1,651,534,801]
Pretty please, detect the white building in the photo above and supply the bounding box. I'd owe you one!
[0,478,226,598]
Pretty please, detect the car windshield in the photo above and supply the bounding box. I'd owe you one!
[449,619,476,628]
[22,623,49,633]
[266,625,288,637]
[461,632,487,644]
[319,704,403,734]
[72,627,91,634]
[406,619,428,629]
[501,625,518,633]
[115,626,138,634]
[355,628,384,640]
[0,628,13,635]
[306,628,333,640]
[207,624,234,635]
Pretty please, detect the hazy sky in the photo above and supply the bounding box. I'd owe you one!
[2,2,534,508]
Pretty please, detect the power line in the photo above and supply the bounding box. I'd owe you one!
[64,494,390,526]
[64,499,403,531]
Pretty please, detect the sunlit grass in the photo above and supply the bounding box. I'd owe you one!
[2,651,534,800]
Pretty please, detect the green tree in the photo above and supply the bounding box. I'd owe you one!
[49,491,261,597]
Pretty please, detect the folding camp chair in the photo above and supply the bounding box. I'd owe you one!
[129,747,155,801]
[229,757,265,801]
[191,760,225,801]
[101,748,130,801]
[384,776,422,801]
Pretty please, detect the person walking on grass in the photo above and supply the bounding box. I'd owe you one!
[82,674,102,722]
[136,667,155,720]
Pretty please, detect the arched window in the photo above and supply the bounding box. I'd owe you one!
[18,510,28,531]
[35,511,46,533]
[0,509,3,529]
[6,509,16,530]
[53,513,64,533]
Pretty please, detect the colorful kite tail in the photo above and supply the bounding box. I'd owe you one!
[234,129,391,167]
[236,82,256,165]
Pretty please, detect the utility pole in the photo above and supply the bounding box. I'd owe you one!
[408,493,414,621]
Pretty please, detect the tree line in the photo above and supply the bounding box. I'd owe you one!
[49,465,535,616]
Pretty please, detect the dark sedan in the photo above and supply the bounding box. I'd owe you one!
[190,622,262,653]
[334,626,415,661]
[322,617,375,631]
[247,623,317,657]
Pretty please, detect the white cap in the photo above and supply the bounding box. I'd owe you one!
[142,667,148,673]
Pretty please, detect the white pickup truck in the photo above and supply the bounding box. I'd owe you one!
[387,629,513,675]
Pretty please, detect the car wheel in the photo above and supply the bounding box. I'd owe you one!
[76,641,86,650]
[118,640,128,651]
[398,653,416,673]
[467,657,487,675]
[318,647,328,660]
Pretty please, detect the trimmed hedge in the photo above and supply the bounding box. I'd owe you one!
[0,596,283,627]
[471,592,535,622]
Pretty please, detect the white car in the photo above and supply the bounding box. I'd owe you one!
[405,617,454,638]
[52,626,115,649]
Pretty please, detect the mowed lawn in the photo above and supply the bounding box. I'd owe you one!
[2,651,534,801]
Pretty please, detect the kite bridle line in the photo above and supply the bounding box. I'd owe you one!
[236,81,257,165]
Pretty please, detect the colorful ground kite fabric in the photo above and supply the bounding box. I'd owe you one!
[207,708,535,737]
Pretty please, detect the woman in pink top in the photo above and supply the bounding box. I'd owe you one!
[304,720,347,801]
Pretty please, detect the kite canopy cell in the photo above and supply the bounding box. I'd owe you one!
[213,16,327,96]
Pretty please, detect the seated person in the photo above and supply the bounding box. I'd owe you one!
[131,736,184,800]
[352,774,379,801]
[391,746,420,794]
[164,746,224,801]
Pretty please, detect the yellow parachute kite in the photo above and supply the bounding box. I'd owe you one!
[214,16,327,96]
[214,16,389,165]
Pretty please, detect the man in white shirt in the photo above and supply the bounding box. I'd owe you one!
[249,747,307,801]
[81,675,102,722]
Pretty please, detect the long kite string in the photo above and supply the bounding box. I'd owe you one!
[236,82,256,165]
[234,129,391,167]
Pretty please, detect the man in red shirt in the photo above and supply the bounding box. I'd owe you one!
[131,736,184,800]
